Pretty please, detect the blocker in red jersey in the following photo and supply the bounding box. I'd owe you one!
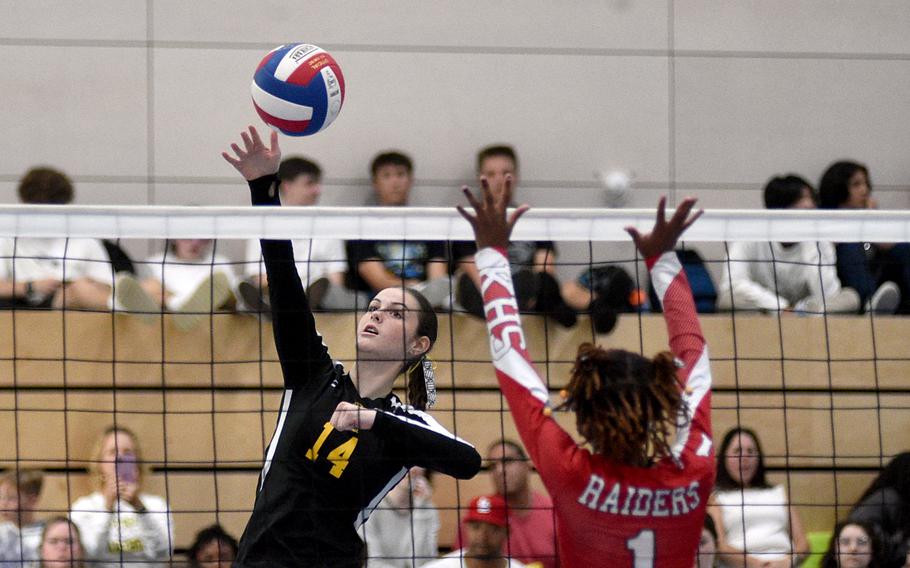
[251,43,345,136]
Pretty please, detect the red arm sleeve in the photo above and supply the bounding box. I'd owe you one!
[647,251,713,457]
[475,247,586,489]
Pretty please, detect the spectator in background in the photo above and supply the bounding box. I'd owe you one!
[717,175,868,314]
[238,155,366,314]
[819,160,910,314]
[364,467,439,567]
[848,452,910,567]
[0,518,19,564]
[455,439,556,568]
[709,427,809,568]
[114,238,237,330]
[696,514,719,568]
[0,167,114,310]
[346,151,450,308]
[821,520,882,568]
[186,524,238,568]
[0,469,46,562]
[452,145,576,327]
[426,495,526,568]
[561,264,636,335]
[70,426,173,567]
[38,516,86,568]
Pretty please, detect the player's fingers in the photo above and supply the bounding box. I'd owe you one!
[230,143,245,159]
[461,186,482,211]
[501,175,514,210]
[221,152,240,167]
[456,205,478,226]
[625,226,643,247]
[681,208,705,232]
[269,129,279,153]
[507,204,530,228]
[240,131,253,152]
[249,125,263,148]
[656,196,667,226]
[479,177,495,210]
[670,197,698,227]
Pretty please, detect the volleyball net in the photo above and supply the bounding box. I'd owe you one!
[1,204,908,564]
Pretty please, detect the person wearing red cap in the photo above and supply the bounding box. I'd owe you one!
[425,495,526,568]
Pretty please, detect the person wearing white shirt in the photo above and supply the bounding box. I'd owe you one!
[70,426,173,568]
[115,238,237,330]
[364,467,439,567]
[238,155,365,314]
[0,520,20,564]
[0,469,46,563]
[0,167,113,310]
[709,427,809,568]
[717,175,889,315]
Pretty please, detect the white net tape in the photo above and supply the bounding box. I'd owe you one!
[2,204,910,241]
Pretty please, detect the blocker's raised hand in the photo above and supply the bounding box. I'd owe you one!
[625,196,703,259]
[221,125,281,181]
[456,174,529,250]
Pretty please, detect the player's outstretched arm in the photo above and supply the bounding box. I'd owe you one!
[625,197,706,370]
[222,126,333,388]
[458,177,582,481]
[629,198,712,449]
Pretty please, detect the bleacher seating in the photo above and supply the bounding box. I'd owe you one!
[1,310,907,549]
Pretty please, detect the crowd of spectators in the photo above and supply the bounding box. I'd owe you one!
[0,153,906,565]
[0,429,905,566]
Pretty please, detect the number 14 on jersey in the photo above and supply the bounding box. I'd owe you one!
[305,421,358,478]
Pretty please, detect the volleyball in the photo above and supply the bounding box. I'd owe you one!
[250,43,345,136]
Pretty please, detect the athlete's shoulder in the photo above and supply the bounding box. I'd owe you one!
[384,395,430,423]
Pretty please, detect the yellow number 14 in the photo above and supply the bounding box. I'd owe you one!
[305,422,359,478]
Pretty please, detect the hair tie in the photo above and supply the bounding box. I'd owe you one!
[422,356,437,408]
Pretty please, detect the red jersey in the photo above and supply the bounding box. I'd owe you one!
[475,248,715,568]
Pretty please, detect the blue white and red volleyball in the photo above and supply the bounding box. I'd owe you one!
[251,43,345,136]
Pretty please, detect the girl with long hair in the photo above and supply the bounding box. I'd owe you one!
[221,127,481,567]
[458,178,713,567]
[69,426,173,567]
[708,427,809,567]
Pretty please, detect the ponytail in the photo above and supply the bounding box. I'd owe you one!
[401,288,438,411]
[405,355,437,410]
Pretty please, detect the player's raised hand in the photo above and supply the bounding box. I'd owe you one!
[456,174,529,250]
[625,196,703,259]
[221,125,281,181]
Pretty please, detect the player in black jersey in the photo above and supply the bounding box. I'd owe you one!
[222,126,482,567]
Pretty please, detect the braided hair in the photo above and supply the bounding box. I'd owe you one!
[558,343,688,466]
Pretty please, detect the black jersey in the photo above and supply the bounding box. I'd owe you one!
[236,175,482,567]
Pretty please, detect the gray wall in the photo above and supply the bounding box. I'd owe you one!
[2,1,909,272]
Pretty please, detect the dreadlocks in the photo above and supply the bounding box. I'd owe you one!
[559,343,688,466]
